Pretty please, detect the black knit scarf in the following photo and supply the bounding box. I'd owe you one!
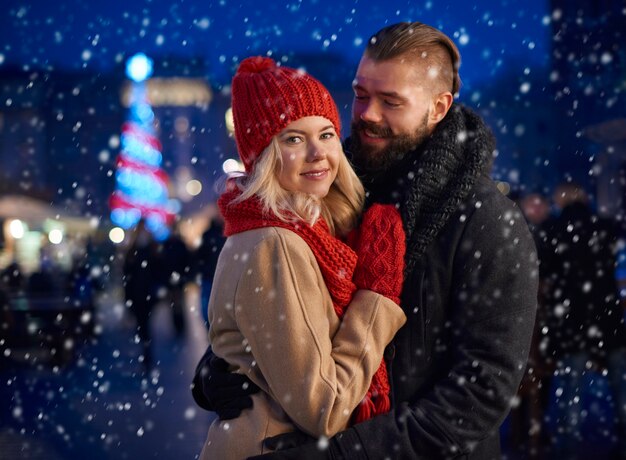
[346,104,496,273]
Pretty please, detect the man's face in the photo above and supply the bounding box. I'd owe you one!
[350,55,437,173]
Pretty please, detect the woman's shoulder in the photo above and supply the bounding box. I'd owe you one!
[225,226,313,256]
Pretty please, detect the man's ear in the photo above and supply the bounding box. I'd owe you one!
[429,91,454,125]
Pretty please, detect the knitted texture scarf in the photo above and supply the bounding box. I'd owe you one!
[218,187,391,423]
[349,103,495,273]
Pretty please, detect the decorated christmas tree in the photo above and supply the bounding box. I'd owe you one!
[110,53,175,240]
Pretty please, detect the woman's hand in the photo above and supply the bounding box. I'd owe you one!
[349,204,406,305]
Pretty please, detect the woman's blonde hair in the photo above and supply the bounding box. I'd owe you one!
[230,137,364,237]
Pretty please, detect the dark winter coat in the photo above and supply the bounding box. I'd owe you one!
[327,104,539,459]
[157,234,191,289]
[539,201,626,361]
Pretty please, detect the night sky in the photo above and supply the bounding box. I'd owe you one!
[1,0,551,90]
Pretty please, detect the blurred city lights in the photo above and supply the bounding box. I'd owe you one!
[496,181,511,195]
[109,227,125,244]
[126,53,153,82]
[48,228,64,245]
[9,219,25,239]
[225,107,234,135]
[185,179,202,196]
[222,158,243,174]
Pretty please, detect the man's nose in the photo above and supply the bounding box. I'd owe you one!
[359,101,382,124]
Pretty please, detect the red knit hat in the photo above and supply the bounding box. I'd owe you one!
[231,56,341,172]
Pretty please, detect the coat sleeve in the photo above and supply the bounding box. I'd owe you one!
[231,229,406,438]
[330,198,539,459]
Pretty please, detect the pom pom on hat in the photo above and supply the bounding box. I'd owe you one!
[231,56,341,172]
[236,56,276,74]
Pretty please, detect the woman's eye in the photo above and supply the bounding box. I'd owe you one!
[285,136,302,144]
[320,132,334,140]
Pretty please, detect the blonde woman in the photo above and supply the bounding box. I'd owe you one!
[200,56,406,459]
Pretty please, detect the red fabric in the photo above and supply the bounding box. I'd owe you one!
[218,188,393,423]
[231,56,341,173]
[349,204,406,305]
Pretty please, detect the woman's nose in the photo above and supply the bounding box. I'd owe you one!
[307,143,326,162]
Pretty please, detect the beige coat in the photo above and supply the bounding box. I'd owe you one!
[200,227,406,460]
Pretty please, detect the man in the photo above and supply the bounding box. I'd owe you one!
[193,21,538,459]
[123,219,160,371]
[193,215,226,329]
[156,223,191,338]
[509,190,553,453]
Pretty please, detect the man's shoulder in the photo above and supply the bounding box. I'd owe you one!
[461,175,519,220]
[454,175,532,242]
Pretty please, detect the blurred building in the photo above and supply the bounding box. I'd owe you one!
[0,67,124,217]
[475,66,562,197]
[2,30,624,242]
[549,0,626,217]
[0,69,112,271]
[0,57,236,255]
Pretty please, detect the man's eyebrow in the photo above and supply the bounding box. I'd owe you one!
[378,91,405,99]
[353,83,405,100]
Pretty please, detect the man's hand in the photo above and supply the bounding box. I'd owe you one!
[191,346,261,419]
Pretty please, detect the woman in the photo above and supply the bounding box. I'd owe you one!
[200,56,406,459]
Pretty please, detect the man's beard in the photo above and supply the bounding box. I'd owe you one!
[350,113,430,177]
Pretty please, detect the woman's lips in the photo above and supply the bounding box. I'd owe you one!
[301,169,329,179]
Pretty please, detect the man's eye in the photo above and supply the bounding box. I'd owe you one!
[385,100,401,107]
[354,95,368,101]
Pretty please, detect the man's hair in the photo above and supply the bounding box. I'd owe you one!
[231,137,365,237]
[365,21,461,95]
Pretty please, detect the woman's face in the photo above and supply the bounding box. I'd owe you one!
[276,116,341,198]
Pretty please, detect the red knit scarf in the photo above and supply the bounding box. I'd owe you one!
[218,187,391,424]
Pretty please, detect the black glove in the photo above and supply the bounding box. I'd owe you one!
[264,431,317,451]
[247,430,335,459]
[191,345,261,419]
